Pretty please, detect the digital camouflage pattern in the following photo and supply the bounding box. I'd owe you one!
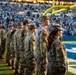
[24,32,36,75]
[14,29,22,73]
[0,29,6,57]
[35,27,48,75]
[6,30,12,64]
[18,27,29,75]
[0,29,2,58]
[47,39,68,75]
[10,29,16,69]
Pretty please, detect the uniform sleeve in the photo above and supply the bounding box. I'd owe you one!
[24,36,30,56]
[20,30,28,52]
[1,29,6,41]
[30,35,36,54]
[54,41,66,66]
[40,29,48,59]
[6,32,10,48]
[6,33,8,47]
[14,32,17,51]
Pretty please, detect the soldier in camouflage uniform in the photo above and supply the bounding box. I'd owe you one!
[14,22,23,74]
[18,20,30,75]
[24,25,36,75]
[13,23,20,71]
[10,28,16,69]
[0,26,6,57]
[0,26,2,59]
[6,25,13,65]
[47,24,68,75]
[35,16,50,75]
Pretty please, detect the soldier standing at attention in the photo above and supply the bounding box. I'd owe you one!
[35,16,50,75]
[47,24,68,75]
[13,22,22,73]
[24,25,37,75]
[19,19,30,75]
[0,26,3,59]
[6,25,13,65]
[0,26,6,58]
[10,28,16,69]
[14,22,23,74]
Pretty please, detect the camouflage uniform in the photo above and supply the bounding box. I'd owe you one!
[19,27,29,75]
[47,39,68,75]
[6,30,12,64]
[0,30,2,58]
[0,29,6,57]
[24,32,36,75]
[35,27,48,75]
[14,22,23,74]
[14,29,22,73]
[10,29,16,69]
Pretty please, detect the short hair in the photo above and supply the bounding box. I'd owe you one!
[17,22,23,26]
[40,15,50,22]
[29,25,37,31]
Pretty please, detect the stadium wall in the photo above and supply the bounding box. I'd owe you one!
[62,36,76,41]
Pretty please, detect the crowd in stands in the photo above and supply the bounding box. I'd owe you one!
[0,1,76,36]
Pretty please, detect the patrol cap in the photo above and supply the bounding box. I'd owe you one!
[8,24,13,28]
[29,25,37,31]
[51,24,64,31]
[0,25,2,28]
[40,15,50,22]
[23,19,30,25]
[17,22,23,26]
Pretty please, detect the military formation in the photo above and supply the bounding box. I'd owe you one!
[0,16,68,75]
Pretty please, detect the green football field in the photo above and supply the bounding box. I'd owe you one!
[63,41,76,44]
[0,58,75,75]
[0,41,76,75]
[0,60,75,75]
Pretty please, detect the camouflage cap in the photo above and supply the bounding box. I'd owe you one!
[51,24,64,31]
[23,19,30,25]
[17,22,23,26]
[8,24,13,27]
[40,15,50,22]
[0,25,2,28]
[29,25,37,31]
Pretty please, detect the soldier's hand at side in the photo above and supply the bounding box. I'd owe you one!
[43,59,48,64]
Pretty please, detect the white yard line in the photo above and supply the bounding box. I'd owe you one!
[68,66,76,74]
[69,65,76,66]
[68,58,76,74]
[66,49,76,53]
[68,59,76,64]
[68,59,76,62]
